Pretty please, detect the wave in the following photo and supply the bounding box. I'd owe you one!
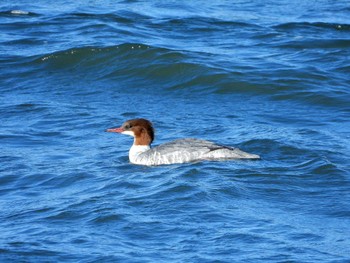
[153,16,261,32]
[32,44,280,96]
[46,11,259,29]
[275,38,350,49]
[274,21,350,31]
[34,43,178,79]
[36,43,155,62]
[3,41,348,109]
[47,10,151,24]
[0,10,39,16]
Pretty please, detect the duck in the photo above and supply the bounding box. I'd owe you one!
[106,118,260,165]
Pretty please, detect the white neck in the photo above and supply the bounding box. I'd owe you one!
[129,144,151,164]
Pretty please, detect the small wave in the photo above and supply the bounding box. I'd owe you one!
[276,38,350,49]
[31,42,349,110]
[0,10,38,16]
[37,43,152,64]
[34,43,192,82]
[156,16,260,31]
[31,43,147,81]
[275,21,350,31]
[48,11,150,25]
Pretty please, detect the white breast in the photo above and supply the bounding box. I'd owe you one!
[129,145,151,164]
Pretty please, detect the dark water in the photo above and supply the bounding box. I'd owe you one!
[1,1,350,262]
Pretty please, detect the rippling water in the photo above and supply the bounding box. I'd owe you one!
[1,1,349,262]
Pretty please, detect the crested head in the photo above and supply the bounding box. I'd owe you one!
[107,118,154,146]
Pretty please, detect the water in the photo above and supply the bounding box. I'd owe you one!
[1,0,349,262]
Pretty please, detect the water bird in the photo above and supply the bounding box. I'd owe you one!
[106,118,260,165]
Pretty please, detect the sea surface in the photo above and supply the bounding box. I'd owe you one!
[1,1,350,262]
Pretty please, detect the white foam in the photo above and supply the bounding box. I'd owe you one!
[11,10,29,15]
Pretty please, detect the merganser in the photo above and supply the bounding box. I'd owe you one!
[106,118,260,166]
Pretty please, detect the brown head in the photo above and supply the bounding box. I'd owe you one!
[106,118,154,146]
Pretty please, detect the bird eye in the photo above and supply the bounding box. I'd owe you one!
[124,124,131,130]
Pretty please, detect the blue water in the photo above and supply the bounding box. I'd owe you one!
[1,1,350,262]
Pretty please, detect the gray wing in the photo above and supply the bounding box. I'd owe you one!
[144,138,259,165]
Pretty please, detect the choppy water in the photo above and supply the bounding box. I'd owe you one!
[1,1,350,262]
